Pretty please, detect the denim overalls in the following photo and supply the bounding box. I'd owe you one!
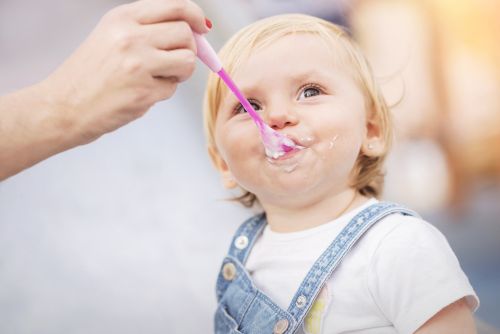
[214,202,418,334]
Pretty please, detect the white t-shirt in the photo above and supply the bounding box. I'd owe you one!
[245,199,479,334]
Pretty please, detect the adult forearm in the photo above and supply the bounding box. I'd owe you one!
[0,83,79,180]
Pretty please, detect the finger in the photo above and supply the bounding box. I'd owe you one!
[129,0,209,33]
[142,21,196,52]
[150,49,197,82]
[151,76,179,101]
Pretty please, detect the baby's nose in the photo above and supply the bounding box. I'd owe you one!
[266,108,299,129]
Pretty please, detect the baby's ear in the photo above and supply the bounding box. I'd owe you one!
[362,113,384,157]
[208,146,237,189]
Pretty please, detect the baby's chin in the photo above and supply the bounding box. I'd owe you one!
[252,175,321,203]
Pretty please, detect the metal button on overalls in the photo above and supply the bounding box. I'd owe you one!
[234,235,249,249]
[222,262,237,281]
[273,319,289,334]
[296,295,307,308]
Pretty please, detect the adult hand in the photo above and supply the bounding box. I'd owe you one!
[42,0,210,144]
[0,0,210,180]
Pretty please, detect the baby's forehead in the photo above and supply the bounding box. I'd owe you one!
[226,34,354,83]
[250,31,345,57]
[228,32,353,73]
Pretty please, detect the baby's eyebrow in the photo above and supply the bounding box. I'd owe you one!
[221,84,260,106]
[289,70,332,83]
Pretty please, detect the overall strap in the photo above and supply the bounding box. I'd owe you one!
[286,202,418,329]
[215,213,268,302]
[227,213,267,264]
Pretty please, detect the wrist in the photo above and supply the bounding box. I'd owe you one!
[35,78,95,150]
[33,80,77,148]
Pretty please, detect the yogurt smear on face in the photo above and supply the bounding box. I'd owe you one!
[266,145,306,173]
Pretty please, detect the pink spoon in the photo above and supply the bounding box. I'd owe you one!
[194,33,296,159]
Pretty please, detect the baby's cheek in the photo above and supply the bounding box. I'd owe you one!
[230,128,263,154]
[318,131,362,171]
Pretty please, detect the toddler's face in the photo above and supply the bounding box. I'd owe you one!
[212,34,370,207]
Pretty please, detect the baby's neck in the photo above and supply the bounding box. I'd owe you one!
[262,190,370,233]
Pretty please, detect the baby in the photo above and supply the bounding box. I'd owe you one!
[203,14,478,334]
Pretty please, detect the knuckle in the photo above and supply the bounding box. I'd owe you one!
[176,22,195,48]
[183,51,196,73]
[132,86,152,106]
[170,0,189,15]
[122,57,143,74]
[105,4,129,21]
[114,31,135,51]
[176,20,191,34]
[184,49,196,64]
[163,82,178,99]
[174,50,196,82]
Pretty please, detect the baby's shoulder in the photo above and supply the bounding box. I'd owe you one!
[364,210,455,263]
[373,211,445,243]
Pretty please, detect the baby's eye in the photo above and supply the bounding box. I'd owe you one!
[234,100,261,114]
[298,84,323,100]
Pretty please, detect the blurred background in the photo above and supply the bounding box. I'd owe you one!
[1,0,499,333]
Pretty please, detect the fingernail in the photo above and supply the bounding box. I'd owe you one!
[205,17,213,30]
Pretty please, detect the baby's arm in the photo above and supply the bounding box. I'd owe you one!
[414,297,476,334]
[368,216,479,333]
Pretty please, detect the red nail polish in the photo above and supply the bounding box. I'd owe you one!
[205,17,213,29]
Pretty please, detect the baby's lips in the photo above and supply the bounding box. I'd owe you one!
[281,137,296,152]
[282,133,311,149]
[279,135,308,156]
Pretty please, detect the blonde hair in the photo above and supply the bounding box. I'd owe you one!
[203,14,392,207]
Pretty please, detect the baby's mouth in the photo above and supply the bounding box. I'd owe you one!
[264,134,313,173]
[265,143,306,173]
[267,145,305,161]
[267,134,311,158]
[266,139,307,164]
